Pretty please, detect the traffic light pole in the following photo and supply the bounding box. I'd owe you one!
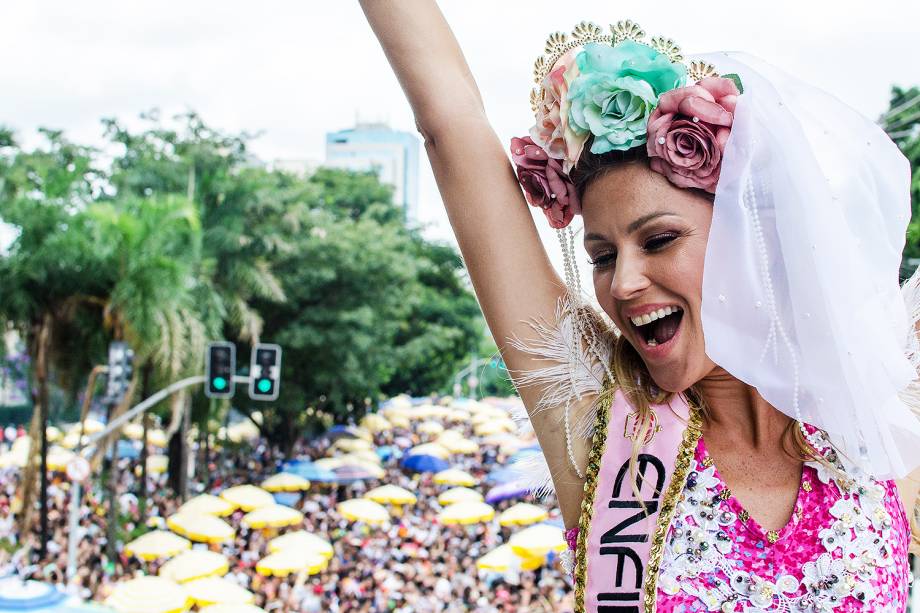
[65,373,252,582]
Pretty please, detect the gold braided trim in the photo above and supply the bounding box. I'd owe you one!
[641,404,703,612]
[573,379,616,612]
[573,385,702,612]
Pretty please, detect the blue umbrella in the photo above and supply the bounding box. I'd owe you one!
[0,579,110,612]
[485,481,530,504]
[281,460,338,483]
[116,439,140,460]
[376,445,401,462]
[272,492,301,507]
[485,466,522,484]
[400,454,449,473]
[507,447,541,465]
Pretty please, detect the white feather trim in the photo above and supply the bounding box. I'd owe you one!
[505,291,617,497]
[899,265,920,417]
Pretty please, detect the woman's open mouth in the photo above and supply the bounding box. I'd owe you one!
[629,306,684,358]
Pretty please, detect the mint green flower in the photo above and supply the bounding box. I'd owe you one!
[566,41,687,154]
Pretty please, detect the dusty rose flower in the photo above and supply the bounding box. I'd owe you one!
[530,49,578,161]
[510,136,581,229]
[646,76,740,193]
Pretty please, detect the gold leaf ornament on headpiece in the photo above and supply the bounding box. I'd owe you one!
[528,19,718,114]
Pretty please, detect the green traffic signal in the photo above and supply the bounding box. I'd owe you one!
[213,377,227,391]
[257,378,272,393]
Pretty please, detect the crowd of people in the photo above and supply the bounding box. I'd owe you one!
[0,397,576,612]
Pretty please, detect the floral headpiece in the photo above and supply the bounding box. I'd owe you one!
[512,20,742,228]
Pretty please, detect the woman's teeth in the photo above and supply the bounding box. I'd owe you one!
[630,306,681,328]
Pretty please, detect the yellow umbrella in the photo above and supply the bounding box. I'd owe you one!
[437,437,480,455]
[148,429,169,448]
[199,606,266,613]
[241,504,304,529]
[46,447,74,471]
[167,513,234,544]
[382,405,411,420]
[0,451,23,470]
[314,457,345,470]
[261,473,311,492]
[437,429,465,440]
[352,426,373,441]
[123,422,144,440]
[226,421,260,443]
[177,494,235,517]
[184,577,254,608]
[418,421,444,435]
[219,485,274,511]
[438,501,495,525]
[331,438,373,453]
[474,420,517,437]
[447,409,472,423]
[255,550,328,577]
[410,404,438,419]
[509,524,566,558]
[406,443,450,459]
[146,516,167,529]
[389,415,411,429]
[45,425,62,442]
[341,450,381,465]
[147,455,169,474]
[437,487,484,506]
[364,485,418,506]
[59,431,91,449]
[70,419,105,435]
[159,550,229,583]
[105,576,191,613]
[268,530,334,560]
[476,544,544,572]
[360,413,392,433]
[124,530,191,561]
[337,498,390,525]
[498,503,549,527]
[434,468,477,487]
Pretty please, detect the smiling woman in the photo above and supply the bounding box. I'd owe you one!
[361,1,919,611]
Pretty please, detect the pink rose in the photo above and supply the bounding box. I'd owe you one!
[530,50,578,161]
[510,136,581,229]
[646,76,740,193]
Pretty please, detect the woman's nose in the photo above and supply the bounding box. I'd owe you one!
[609,255,650,301]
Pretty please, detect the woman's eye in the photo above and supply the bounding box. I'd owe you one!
[645,233,678,251]
[588,253,615,269]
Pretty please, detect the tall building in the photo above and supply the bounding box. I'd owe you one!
[325,122,420,224]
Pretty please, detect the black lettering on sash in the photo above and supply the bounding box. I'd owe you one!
[612,454,666,498]
[595,453,669,602]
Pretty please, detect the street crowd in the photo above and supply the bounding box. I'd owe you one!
[0,398,576,612]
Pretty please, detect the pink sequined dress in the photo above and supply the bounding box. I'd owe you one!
[565,430,911,612]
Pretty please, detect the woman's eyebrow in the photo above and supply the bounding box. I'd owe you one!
[584,211,679,243]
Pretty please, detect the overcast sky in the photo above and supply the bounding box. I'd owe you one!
[2,1,919,299]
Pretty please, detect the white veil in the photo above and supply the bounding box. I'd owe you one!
[697,51,920,478]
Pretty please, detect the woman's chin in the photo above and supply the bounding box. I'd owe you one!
[647,368,694,394]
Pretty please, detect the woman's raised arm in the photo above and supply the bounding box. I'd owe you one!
[360,0,590,524]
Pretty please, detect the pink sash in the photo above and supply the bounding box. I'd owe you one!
[578,389,701,612]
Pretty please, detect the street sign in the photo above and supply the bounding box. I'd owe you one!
[66,456,91,483]
[248,343,282,401]
[205,342,236,399]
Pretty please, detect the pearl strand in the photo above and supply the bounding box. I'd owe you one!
[557,227,585,478]
[744,177,822,453]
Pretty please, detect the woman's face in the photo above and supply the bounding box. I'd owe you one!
[581,161,716,392]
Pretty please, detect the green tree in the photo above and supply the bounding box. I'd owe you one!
[0,128,108,549]
[880,86,920,269]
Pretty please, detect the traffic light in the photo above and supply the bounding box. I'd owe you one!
[104,341,134,403]
[248,343,281,401]
[205,342,236,399]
